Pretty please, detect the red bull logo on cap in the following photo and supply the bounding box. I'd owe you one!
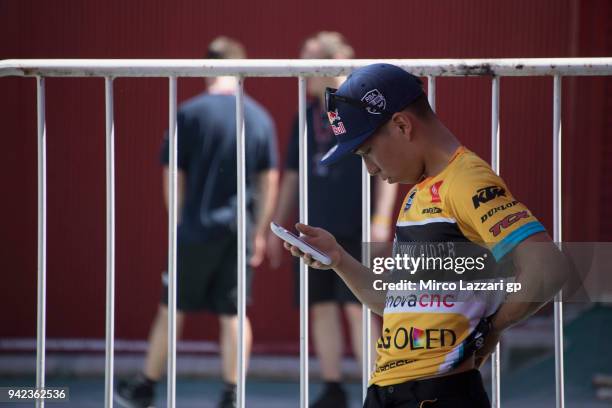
[327,109,347,136]
[327,109,341,124]
[331,122,347,136]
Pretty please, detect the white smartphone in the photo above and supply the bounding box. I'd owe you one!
[270,222,332,266]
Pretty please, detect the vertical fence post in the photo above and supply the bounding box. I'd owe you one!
[427,76,436,112]
[490,76,500,175]
[167,76,178,408]
[361,162,371,401]
[553,75,565,408]
[235,76,247,408]
[298,76,309,408]
[490,75,501,408]
[104,76,116,408]
[35,76,47,408]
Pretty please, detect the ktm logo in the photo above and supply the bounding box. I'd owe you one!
[489,210,529,237]
[472,185,506,209]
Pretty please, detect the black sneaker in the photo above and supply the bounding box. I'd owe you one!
[115,375,155,408]
[218,387,237,408]
[311,383,347,408]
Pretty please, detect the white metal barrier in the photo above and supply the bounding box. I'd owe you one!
[2,57,612,408]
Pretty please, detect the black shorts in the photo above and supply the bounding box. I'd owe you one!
[293,237,361,306]
[364,369,490,408]
[160,234,253,315]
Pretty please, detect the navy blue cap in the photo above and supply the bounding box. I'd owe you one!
[320,63,424,165]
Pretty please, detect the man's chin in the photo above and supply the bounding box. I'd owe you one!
[380,175,412,185]
[401,174,428,184]
[391,177,412,185]
[396,179,421,185]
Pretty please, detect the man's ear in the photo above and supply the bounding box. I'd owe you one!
[391,111,413,141]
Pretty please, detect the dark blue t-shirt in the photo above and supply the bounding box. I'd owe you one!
[286,99,362,239]
[161,93,277,243]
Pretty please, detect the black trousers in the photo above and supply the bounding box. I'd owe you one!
[364,369,490,408]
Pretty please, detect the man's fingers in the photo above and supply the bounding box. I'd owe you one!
[287,244,304,258]
[284,242,304,257]
[282,241,327,269]
[295,223,317,236]
[311,260,323,269]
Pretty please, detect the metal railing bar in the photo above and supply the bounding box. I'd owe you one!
[298,76,309,408]
[490,75,501,408]
[104,76,116,408]
[35,75,47,408]
[2,58,611,78]
[166,76,178,408]
[235,76,247,408]
[553,75,565,408]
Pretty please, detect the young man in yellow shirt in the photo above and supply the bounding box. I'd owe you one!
[284,63,569,407]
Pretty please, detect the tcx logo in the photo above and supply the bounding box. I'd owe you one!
[489,210,529,237]
[472,185,506,209]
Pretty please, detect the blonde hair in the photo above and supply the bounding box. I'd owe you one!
[304,31,354,59]
[207,36,247,59]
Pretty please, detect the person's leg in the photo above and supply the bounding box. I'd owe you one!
[115,305,186,408]
[143,304,186,381]
[207,235,255,407]
[312,302,344,382]
[219,314,253,384]
[343,302,380,370]
[142,243,208,381]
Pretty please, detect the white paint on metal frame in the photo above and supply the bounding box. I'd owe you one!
[167,76,178,408]
[236,77,247,408]
[104,76,116,408]
[1,58,611,77]
[14,59,612,408]
[298,76,309,408]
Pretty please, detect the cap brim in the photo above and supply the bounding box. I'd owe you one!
[319,128,376,166]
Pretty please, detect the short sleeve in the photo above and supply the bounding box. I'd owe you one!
[285,116,300,171]
[447,164,547,261]
[255,116,279,172]
[160,110,196,170]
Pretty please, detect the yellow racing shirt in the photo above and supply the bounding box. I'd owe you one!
[370,146,546,386]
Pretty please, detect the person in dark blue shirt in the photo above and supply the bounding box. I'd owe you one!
[268,32,397,408]
[116,36,279,408]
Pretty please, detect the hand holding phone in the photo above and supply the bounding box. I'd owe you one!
[269,222,333,266]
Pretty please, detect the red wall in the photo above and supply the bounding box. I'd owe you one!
[1,0,610,352]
